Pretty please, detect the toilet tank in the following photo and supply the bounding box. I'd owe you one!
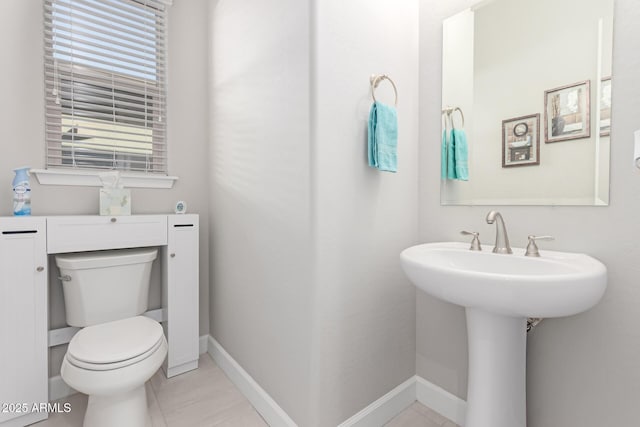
[55,248,157,327]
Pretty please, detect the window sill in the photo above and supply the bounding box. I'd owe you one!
[31,169,178,189]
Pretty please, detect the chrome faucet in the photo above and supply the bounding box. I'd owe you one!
[486,211,512,254]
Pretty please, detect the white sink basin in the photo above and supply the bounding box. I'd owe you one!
[401,241,607,318]
[400,241,607,427]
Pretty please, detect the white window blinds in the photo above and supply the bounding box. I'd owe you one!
[44,0,169,174]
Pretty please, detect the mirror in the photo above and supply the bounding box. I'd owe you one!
[441,0,614,205]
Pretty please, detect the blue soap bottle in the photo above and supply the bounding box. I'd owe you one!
[12,167,31,216]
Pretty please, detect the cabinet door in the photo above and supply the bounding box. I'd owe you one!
[163,215,199,377]
[0,218,47,426]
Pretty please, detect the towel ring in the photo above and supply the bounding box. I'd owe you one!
[441,107,452,130]
[442,106,465,129]
[452,107,465,129]
[370,74,398,107]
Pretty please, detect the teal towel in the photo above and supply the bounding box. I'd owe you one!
[447,129,456,179]
[368,101,398,172]
[452,128,469,181]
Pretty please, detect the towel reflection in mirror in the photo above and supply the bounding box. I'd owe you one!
[441,107,469,181]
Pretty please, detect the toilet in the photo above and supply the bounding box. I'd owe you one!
[56,248,167,427]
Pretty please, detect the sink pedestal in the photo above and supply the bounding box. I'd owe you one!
[465,308,526,427]
[401,242,607,426]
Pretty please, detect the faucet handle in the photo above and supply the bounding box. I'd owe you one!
[461,231,482,251]
[525,235,554,257]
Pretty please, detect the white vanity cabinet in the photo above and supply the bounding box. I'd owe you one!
[0,218,48,427]
[0,214,199,427]
[46,214,200,379]
[163,215,199,377]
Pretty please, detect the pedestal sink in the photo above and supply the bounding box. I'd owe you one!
[400,242,607,427]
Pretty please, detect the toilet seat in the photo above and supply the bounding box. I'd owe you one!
[67,316,164,371]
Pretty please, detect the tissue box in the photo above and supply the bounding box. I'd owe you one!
[99,189,131,216]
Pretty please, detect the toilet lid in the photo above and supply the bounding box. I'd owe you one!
[68,316,164,365]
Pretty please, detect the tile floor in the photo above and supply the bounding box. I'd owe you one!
[32,353,458,427]
[385,402,460,427]
[32,354,267,427]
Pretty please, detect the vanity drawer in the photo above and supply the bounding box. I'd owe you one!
[47,215,168,254]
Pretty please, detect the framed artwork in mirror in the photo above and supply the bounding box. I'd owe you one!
[600,77,611,137]
[502,114,540,168]
[544,80,590,143]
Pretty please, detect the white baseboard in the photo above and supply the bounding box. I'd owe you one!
[199,334,208,355]
[337,377,417,427]
[49,375,77,402]
[207,336,297,427]
[415,376,467,426]
[337,375,467,427]
[206,335,467,427]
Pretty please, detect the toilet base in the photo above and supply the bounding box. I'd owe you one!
[60,320,167,427]
[84,385,150,427]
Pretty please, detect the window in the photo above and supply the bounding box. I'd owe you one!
[44,0,170,174]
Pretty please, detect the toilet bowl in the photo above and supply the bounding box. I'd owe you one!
[55,248,165,427]
[61,316,167,427]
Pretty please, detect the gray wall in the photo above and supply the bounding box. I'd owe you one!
[418,0,640,425]
[208,0,314,424]
[309,0,419,424]
[0,0,211,373]
[208,0,419,425]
